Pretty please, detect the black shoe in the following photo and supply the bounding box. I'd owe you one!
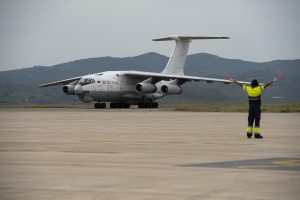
[247,133,252,139]
[255,134,263,139]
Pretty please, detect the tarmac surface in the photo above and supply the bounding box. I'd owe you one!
[0,109,299,200]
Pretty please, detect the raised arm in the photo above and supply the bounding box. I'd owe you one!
[264,72,283,88]
[225,73,243,88]
[264,79,276,88]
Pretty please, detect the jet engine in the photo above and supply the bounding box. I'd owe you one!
[62,84,76,95]
[135,82,157,93]
[161,82,182,94]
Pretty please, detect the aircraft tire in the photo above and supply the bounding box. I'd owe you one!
[95,102,106,109]
[100,103,106,109]
[138,102,158,108]
[110,102,130,109]
[94,102,100,109]
[110,103,115,109]
[153,102,158,108]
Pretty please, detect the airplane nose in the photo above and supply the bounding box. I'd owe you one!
[74,84,83,95]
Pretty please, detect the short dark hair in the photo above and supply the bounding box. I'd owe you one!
[251,79,259,87]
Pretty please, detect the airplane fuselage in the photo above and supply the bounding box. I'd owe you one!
[65,71,166,105]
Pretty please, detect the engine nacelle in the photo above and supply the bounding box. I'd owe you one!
[135,82,157,93]
[161,83,182,95]
[62,85,76,95]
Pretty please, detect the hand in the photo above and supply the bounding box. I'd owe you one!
[273,72,283,82]
[276,72,283,80]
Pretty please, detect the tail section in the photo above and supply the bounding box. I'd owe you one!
[153,36,229,75]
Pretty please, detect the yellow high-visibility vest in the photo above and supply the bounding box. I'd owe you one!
[243,85,265,100]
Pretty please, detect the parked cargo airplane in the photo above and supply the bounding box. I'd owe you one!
[38,36,248,109]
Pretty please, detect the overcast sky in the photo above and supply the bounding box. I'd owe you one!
[0,0,299,71]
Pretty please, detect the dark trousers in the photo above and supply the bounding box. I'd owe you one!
[248,100,261,127]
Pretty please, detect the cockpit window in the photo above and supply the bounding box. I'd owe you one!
[79,78,95,86]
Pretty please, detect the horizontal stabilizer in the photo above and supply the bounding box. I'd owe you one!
[153,36,229,41]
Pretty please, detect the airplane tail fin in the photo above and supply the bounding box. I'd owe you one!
[153,36,229,75]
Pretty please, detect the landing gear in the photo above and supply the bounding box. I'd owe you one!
[94,102,106,109]
[94,101,158,109]
[110,102,130,109]
[138,101,158,108]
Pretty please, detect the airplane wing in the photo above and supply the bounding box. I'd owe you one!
[38,71,251,88]
[38,76,82,87]
[121,71,250,85]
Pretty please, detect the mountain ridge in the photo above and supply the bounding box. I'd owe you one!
[0,52,299,104]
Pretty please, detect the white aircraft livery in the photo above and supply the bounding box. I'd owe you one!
[39,35,248,109]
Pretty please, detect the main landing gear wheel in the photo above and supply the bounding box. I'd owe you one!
[94,102,106,109]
